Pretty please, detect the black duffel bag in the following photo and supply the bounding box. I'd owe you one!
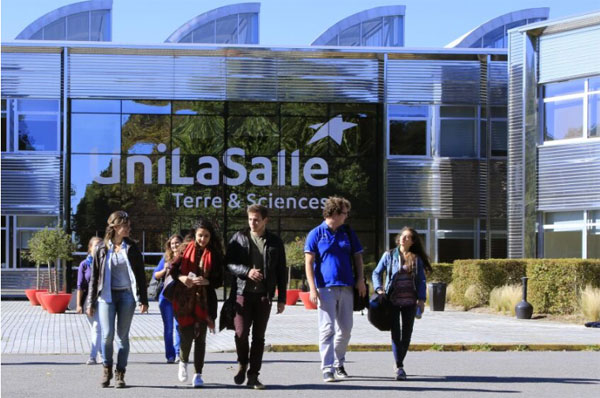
[368,292,392,331]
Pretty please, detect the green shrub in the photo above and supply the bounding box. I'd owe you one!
[526,259,600,315]
[452,259,527,309]
[429,262,453,284]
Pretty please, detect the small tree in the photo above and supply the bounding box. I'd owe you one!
[25,226,75,294]
[285,236,306,290]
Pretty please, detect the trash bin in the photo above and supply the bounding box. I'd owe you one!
[428,282,447,311]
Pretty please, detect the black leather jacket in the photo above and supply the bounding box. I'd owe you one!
[86,237,148,310]
[226,229,287,303]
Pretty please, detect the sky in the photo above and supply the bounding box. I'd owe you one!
[1,0,600,47]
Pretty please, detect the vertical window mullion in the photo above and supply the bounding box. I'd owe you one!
[583,79,589,139]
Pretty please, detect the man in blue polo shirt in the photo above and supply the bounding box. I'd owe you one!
[304,196,366,383]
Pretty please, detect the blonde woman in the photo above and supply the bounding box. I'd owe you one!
[153,234,183,363]
[76,236,103,365]
[86,211,149,388]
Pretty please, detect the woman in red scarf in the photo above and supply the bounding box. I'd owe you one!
[171,219,223,388]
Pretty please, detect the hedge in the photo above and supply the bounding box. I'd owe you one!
[526,259,600,315]
[451,259,527,309]
[429,262,453,284]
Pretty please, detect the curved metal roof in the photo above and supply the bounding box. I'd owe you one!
[16,0,113,40]
[312,5,406,46]
[446,8,549,48]
[165,2,260,43]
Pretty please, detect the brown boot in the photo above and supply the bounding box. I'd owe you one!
[115,368,126,389]
[233,363,247,385]
[101,365,113,388]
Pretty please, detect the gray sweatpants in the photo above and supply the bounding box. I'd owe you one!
[317,286,354,372]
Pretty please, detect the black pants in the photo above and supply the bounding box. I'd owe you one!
[234,293,272,376]
[390,304,416,368]
[179,323,207,374]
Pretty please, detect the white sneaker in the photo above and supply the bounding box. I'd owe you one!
[178,361,188,382]
[192,373,204,388]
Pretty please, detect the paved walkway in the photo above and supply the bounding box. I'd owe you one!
[1,300,598,355]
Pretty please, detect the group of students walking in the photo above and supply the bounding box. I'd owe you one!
[77,196,431,389]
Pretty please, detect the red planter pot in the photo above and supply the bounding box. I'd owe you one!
[36,291,49,310]
[24,289,47,306]
[285,289,301,306]
[39,293,72,314]
[299,291,317,310]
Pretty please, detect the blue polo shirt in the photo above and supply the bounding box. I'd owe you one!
[304,221,363,288]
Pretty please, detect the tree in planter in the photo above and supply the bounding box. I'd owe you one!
[285,236,306,290]
[25,227,75,294]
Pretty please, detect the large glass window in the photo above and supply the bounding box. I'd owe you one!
[436,218,477,263]
[388,105,429,157]
[543,77,600,142]
[439,106,477,157]
[70,100,380,263]
[543,212,584,258]
[12,99,60,152]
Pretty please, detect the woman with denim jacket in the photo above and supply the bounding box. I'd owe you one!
[372,227,432,381]
[86,210,149,388]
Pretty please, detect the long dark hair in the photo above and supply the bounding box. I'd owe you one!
[190,218,224,261]
[395,227,433,274]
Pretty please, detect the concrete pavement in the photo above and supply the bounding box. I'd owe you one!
[2,352,600,398]
[1,300,599,356]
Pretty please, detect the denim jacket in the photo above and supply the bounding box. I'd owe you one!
[372,248,427,301]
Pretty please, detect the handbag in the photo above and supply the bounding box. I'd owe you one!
[368,292,392,331]
[219,294,236,331]
[161,274,177,302]
[147,277,164,301]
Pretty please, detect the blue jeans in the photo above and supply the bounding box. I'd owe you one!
[98,289,136,370]
[86,307,102,360]
[158,297,180,361]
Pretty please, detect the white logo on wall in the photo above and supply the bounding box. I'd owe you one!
[91,115,356,209]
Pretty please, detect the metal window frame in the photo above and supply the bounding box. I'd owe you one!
[12,99,61,153]
[437,104,479,159]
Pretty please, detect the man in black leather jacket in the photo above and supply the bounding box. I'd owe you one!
[226,204,287,389]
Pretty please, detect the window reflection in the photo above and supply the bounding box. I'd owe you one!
[544,99,584,141]
[72,114,121,154]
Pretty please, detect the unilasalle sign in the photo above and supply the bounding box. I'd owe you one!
[90,115,359,211]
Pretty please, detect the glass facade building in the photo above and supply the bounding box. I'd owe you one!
[3,2,596,295]
[507,12,600,259]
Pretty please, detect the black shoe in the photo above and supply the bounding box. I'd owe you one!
[323,371,335,383]
[334,366,349,379]
[247,375,265,390]
[234,363,247,385]
[395,368,407,381]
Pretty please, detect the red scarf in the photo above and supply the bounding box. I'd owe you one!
[173,242,214,329]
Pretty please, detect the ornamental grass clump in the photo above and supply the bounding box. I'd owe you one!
[489,284,522,316]
[581,285,600,322]
[463,284,486,310]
